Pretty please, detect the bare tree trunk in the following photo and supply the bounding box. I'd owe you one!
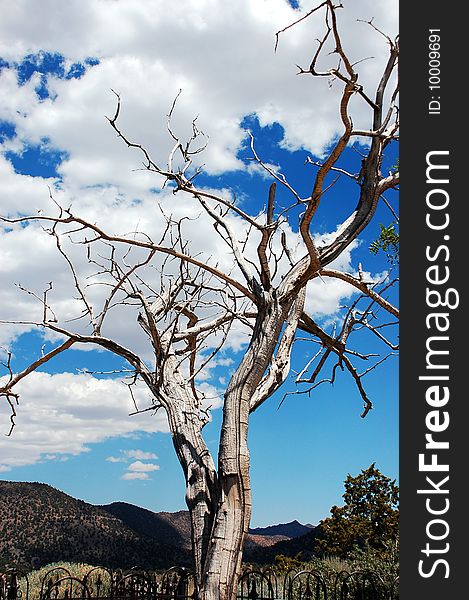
[157,354,218,587]
[200,370,253,600]
[199,298,289,600]
[201,474,251,600]
[172,428,218,587]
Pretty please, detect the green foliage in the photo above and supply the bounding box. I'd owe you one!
[272,553,307,574]
[369,222,399,264]
[316,464,399,559]
[347,545,399,588]
[268,550,398,599]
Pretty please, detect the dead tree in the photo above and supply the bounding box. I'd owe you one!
[0,3,398,599]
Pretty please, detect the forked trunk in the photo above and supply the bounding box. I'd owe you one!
[158,353,218,586]
[171,404,250,600]
[196,296,289,600]
[160,297,292,599]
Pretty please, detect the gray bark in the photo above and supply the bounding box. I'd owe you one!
[155,352,218,586]
[199,295,290,600]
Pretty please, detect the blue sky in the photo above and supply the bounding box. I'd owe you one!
[0,0,398,528]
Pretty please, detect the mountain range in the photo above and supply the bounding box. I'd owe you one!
[0,481,318,571]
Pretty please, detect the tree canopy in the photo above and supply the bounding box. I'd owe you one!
[317,464,399,558]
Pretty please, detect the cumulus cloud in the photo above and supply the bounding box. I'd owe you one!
[0,0,397,472]
[0,0,397,190]
[106,449,160,481]
[0,371,169,470]
[0,0,397,348]
[0,187,247,351]
[107,449,158,462]
[128,461,159,472]
[125,450,158,460]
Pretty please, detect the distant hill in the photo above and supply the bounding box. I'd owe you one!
[249,520,314,538]
[0,481,190,571]
[0,481,318,570]
[244,529,320,565]
[100,502,290,556]
[100,502,191,550]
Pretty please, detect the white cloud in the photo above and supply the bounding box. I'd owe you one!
[107,450,161,480]
[213,358,234,368]
[106,456,127,463]
[127,460,160,472]
[121,472,150,481]
[0,155,55,215]
[0,0,397,472]
[125,449,158,460]
[0,0,397,351]
[106,449,158,463]
[0,371,168,469]
[0,0,397,189]
[0,186,240,350]
[246,161,281,180]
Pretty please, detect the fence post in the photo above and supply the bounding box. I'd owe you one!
[7,573,18,600]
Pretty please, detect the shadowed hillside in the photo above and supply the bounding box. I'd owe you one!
[100,502,292,555]
[0,481,190,571]
[244,529,320,565]
[0,481,318,570]
[100,502,191,549]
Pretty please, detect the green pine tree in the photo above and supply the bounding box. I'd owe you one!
[316,464,399,558]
